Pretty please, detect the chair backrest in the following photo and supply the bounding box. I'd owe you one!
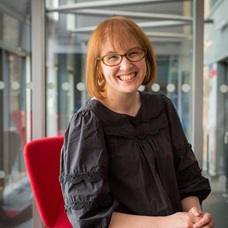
[24,136,70,227]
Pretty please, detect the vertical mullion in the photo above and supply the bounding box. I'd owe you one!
[192,0,204,166]
[31,0,45,227]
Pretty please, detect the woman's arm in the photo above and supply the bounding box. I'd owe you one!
[109,212,164,228]
[109,211,197,228]
[181,196,201,212]
[109,196,214,228]
[60,110,119,227]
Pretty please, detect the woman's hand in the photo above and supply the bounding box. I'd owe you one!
[188,207,215,228]
[163,208,214,228]
[162,211,202,228]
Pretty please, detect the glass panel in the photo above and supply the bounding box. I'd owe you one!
[210,0,218,8]
[203,61,228,227]
[0,1,32,227]
[203,1,228,226]
[45,0,193,140]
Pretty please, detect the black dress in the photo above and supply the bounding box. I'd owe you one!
[60,92,211,228]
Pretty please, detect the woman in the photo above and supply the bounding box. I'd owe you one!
[60,16,214,228]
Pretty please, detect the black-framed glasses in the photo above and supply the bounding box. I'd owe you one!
[97,48,146,67]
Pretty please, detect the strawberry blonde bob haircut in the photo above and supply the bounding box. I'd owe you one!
[86,16,157,100]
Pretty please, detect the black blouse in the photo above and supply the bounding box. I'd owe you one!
[60,92,211,228]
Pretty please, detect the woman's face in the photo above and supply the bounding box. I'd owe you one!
[98,37,147,97]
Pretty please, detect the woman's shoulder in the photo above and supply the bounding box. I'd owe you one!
[70,99,114,128]
[68,100,100,126]
[73,99,101,117]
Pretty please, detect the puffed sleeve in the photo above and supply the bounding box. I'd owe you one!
[60,109,119,228]
[161,95,211,203]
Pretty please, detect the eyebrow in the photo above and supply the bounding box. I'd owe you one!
[102,46,141,56]
[103,51,118,55]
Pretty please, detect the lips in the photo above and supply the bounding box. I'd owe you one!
[119,73,136,81]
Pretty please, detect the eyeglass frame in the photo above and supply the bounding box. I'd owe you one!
[97,47,147,67]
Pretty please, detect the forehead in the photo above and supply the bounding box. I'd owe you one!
[97,21,142,55]
[100,36,140,55]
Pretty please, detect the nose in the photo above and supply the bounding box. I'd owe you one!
[119,56,133,70]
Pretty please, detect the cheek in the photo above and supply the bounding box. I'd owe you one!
[102,66,117,78]
[100,64,108,75]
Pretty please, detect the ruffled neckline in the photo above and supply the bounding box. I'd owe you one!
[90,92,143,119]
[88,92,163,123]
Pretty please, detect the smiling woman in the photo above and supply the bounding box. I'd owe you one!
[59,16,214,228]
[1,0,227,227]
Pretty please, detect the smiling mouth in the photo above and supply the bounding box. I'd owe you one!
[119,73,136,81]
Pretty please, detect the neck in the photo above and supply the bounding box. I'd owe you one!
[100,91,141,117]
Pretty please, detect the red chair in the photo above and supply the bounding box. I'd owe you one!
[24,136,72,228]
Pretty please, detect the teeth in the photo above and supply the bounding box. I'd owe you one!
[119,73,135,81]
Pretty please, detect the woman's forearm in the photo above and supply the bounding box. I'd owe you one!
[181,196,201,212]
[109,212,165,228]
[109,196,203,228]
[109,210,197,228]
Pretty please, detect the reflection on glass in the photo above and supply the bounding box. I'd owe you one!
[138,85,145,92]
[62,82,70,91]
[220,84,228,93]
[76,82,85,91]
[26,82,33,90]
[151,83,160,93]
[166,83,176,92]
[182,84,191,93]
[0,81,5,90]
[11,81,21,90]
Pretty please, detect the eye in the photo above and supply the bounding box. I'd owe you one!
[104,54,120,62]
[128,49,141,57]
[107,55,119,60]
